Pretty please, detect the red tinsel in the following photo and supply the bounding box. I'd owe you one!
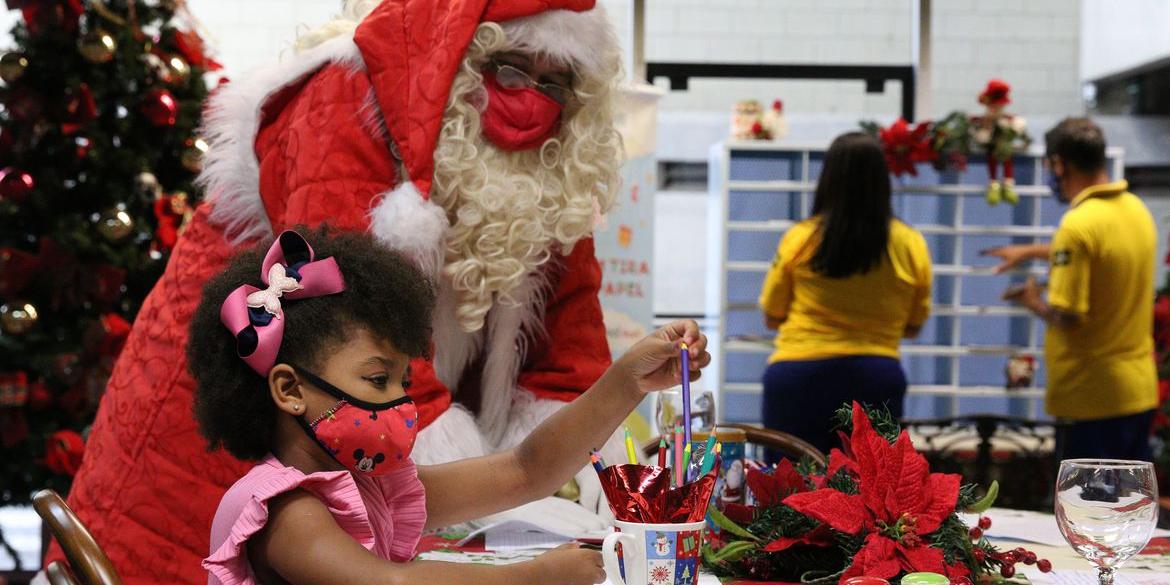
[598,464,717,524]
[43,429,86,476]
[878,118,936,177]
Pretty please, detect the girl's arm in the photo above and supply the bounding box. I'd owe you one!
[418,320,710,529]
[249,489,605,585]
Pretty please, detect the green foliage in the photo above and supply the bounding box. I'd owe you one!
[0,1,210,505]
[833,402,901,443]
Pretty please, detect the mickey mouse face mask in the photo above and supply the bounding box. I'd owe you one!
[292,365,418,476]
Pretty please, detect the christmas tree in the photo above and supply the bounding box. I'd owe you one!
[0,0,218,505]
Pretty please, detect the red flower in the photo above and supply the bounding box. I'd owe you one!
[746,459,807,507]
[783,403,966,580]
[763,524,835,553]
[878,119,936,177]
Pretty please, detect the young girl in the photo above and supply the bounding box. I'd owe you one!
[189,227,709,585]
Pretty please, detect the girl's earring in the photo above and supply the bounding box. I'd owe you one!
[293,404,301,412]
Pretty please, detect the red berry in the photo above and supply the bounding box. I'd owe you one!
[972,549,986,563]
[969,527,983,540]
[1001,551,1017,564]
[1023,552,1037,565]
[1001,564,1016,578]
[978,516,992,529]
[1037,559,1052,573]
[1015,547,1027,555]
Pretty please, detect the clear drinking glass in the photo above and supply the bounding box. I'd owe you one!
[654,389,715,438]
[1055,459,1159,585]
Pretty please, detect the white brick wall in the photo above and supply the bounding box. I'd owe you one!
[0,0,1083,119]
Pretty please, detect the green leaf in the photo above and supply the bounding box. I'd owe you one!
[707,507,760,542]
[965,480,999,514]
[711,540,758,563]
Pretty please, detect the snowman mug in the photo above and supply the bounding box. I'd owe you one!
[602,519,706,585]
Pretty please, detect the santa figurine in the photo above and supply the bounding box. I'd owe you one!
[971,79,1030,205]
[761,99,788,141]
[50,2,628,583]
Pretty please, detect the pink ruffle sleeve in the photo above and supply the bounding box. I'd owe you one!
[204,455,427,585]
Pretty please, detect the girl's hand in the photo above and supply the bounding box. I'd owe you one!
[617,319,711,394]
[533,543,605,585]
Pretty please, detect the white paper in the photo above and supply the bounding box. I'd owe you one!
[1024,570,1170,585]
[455,519,609,551]
[978,508,1170,548]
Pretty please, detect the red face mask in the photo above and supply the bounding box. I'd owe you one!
[481,73,564,152]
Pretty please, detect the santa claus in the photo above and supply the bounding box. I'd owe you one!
[50,1,627,583]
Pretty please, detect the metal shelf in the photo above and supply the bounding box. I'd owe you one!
[724,338,1041,357]
[728,180,1059,197]
[727,261,1046,277]
[724,302,1031,317]
[723,381,1044,399]
[726,220,1055,237]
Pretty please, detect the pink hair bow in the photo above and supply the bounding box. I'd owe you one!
[220,231,346,376]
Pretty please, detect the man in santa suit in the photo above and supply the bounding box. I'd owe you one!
[49,1,627,583]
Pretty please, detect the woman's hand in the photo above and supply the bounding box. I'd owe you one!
[616,319,711,394]
[531,543,606,585]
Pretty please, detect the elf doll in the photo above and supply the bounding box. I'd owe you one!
[971,79,1030,205]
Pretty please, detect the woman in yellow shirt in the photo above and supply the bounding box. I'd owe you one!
[758,132,932,454]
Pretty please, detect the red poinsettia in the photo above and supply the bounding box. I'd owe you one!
[747,458,806,507]
[879,118,936,177]
[783,402,966,580]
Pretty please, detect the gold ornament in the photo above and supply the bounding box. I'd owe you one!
[180,137,209,173]
[166,55,190,85]
[0,52,29,84]
[98,208,135,242]
[0,301,39,335]
[78,30,118,64]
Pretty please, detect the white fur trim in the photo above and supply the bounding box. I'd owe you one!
[200,36,364,243]
[499,6,619,82]
[412,405,489,465]
[477,273,551,446]
[368,181,450,278]
[497,390,566,450]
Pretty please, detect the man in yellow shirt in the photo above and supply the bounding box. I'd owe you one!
[989,118,1158,461]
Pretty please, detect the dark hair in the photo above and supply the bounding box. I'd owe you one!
[1044,117,1106,173]
[187,226,436,460]
[809,132,893,278]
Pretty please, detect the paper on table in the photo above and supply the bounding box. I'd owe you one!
[1024,570,1170,585]
[980,508,1170,548]
[456,519,610,551]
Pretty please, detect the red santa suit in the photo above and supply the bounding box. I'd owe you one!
[49,1,619,583]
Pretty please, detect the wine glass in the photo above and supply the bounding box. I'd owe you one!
[1055,459,1158,585]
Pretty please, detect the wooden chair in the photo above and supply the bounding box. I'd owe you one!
[642,423,827,468]
[31,490,122,585]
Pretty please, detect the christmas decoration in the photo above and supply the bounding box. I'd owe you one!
[0,301,38,335]
[761,99,788,141]
[180,136,208,172]
[703,403,1052,583]
[0,52,29,83]
[0,167,34,203]
[77,29,117,64]
[872,118,935,177]
[43,430,85,477]
[140,88,178,126]
[153,190,192,251]
[0,0,214,504]
[973,79,1030,206]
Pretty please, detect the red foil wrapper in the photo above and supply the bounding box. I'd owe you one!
[599,464,717,523]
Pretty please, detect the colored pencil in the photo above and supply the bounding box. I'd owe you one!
[624,427,638,465]
[682,443,692,483]
[674,425,684,486]
[680,343,692,449]
[657,437,667,467]
[590,452,605,474]
[699,431,718,476]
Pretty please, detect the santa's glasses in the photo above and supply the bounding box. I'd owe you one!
[487,61,574,106]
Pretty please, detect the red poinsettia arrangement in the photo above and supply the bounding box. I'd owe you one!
[877,118,936,177]
[703,403,1048,584]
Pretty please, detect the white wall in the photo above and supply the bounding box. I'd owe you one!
[1081,0,1170,81]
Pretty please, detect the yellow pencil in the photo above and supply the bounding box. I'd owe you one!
[624,427,638,464]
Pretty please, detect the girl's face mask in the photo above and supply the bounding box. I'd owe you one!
[293,365,418,476]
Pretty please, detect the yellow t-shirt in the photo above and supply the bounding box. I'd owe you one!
[758,218,932,362]
[1045,180,1158,420]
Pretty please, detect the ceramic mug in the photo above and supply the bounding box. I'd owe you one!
[602,519,706,585]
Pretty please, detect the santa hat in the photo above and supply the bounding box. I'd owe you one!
[978,79,1011,107]
[202,0,618,271]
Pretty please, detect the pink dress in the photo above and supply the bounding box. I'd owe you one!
[203,455,427,585]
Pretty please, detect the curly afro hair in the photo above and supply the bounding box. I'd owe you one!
[188,226,435,461]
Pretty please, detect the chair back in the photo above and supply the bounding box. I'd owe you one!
[32,490,123,585]
[45,560,81,585]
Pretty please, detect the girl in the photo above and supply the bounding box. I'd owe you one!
[189,227,709,585]
[758,132,932,455]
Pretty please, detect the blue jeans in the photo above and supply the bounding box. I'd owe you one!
[1055,409,1155,462]
[762,356,907,458]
